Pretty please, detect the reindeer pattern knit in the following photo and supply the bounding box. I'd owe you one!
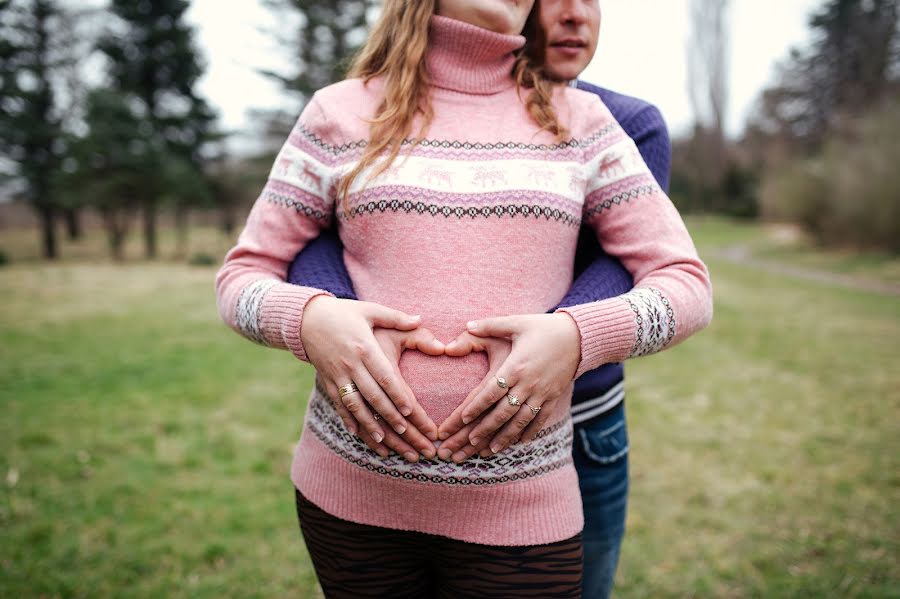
[215,15,712,545]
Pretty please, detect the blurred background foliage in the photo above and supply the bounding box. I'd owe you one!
[673,0,900,232]
[1,1,899,597]
[1,0,898,262]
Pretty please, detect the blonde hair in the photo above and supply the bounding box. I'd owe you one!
[338,0,568,211]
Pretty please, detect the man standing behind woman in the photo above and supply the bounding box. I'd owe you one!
[217,0,711,596]
[287,1,674,596]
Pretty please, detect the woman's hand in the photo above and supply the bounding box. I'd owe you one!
[356,327,444,461]
[436,313,582,462]
[300,296,443,460]
[434,332,509,461]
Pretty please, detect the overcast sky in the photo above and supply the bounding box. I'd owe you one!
[184,1,821,140]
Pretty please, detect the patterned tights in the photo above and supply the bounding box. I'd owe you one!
[295,489,583,598]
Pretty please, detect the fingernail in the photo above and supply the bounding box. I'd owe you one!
[372,431,384,443]
[348,424,358,434]
[404,451,419,463]
[466,321,477,330]
[422,448,436,460]
[469,436,481,447]
[490,443,501,454]
[462,415,472,425]
[452,451,466,463]
[377,448,389,458]
[438,448,452,460]
[400,405,412,417]
[395,425,406,435]
[438,431,449,441]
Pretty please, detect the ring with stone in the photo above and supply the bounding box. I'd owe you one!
[526,403,541,416]
[506,394,520,407]
[496,376,509,390]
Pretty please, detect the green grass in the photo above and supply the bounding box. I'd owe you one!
[691,214,900,287]
[1,219,898,597]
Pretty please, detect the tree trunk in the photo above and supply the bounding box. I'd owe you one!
[221,203,235,236]
[63,207,81,240]
[37,203,58,260]
[103,207,128,261]
[110,227,126,261]
[142,199,157,259]
[174,203,189,258]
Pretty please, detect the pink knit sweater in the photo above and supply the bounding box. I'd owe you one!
[215,16,712,546]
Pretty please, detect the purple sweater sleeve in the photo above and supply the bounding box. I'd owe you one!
[286,229,356,299]
[553,82,672,310]
[286,83,672,310]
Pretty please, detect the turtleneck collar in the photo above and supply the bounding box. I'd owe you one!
[426,15,525,95]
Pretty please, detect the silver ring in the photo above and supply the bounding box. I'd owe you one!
[496,376,509,390]
[526,403,541,416]
[373,412,381,421]
[506,394,520,407]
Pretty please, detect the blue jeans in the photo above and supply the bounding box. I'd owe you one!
[572,400,629,599]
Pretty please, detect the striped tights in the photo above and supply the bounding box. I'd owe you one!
[295,489,582,598]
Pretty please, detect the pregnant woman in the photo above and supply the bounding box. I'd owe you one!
[215,0,712,596]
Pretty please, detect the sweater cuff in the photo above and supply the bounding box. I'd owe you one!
[259,283,334,362]
[556,297,637,378]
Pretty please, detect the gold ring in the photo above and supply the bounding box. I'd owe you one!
[507,394,520,407]
[373,412,381,421]
[338,382,359,398]
[526,403,541,416]
[496,376,509,389]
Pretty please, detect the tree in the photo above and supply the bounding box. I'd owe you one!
[58,89,198,260]
[749,0,900,249]
[262,0,375,100]
[687,0,731,144]
[0,0,73,258]
[753,0,900,153]
[205,153,267,237]
[99,0,219,258]
[256,0,376,139]
[671,0,736,215]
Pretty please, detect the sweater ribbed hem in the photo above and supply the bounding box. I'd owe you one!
[259,283,333,362]
[557,298,637,378]
[291,431,583,546]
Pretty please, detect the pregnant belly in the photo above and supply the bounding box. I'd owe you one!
[398,351,490,425]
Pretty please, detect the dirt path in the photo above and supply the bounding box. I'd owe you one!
[712,244,900,297]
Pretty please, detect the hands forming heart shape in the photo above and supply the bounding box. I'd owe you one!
[301,296,581,465]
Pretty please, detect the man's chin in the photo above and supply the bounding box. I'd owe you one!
[544,67,583,83]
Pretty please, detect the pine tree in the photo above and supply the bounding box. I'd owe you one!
[99,0,218,258]
[755,0,899,151]
[0,0,71,258]
[257,0,377,139]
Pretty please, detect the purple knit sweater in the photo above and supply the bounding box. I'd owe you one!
[287,80,672,411]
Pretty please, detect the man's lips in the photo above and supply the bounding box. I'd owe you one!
[548,38,587,57]
[549,38,587,48]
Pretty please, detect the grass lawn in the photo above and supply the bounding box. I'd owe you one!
[1,217,898,597]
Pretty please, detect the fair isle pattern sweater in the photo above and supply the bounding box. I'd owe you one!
[286,81,672,418]
[215,16,712,546]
